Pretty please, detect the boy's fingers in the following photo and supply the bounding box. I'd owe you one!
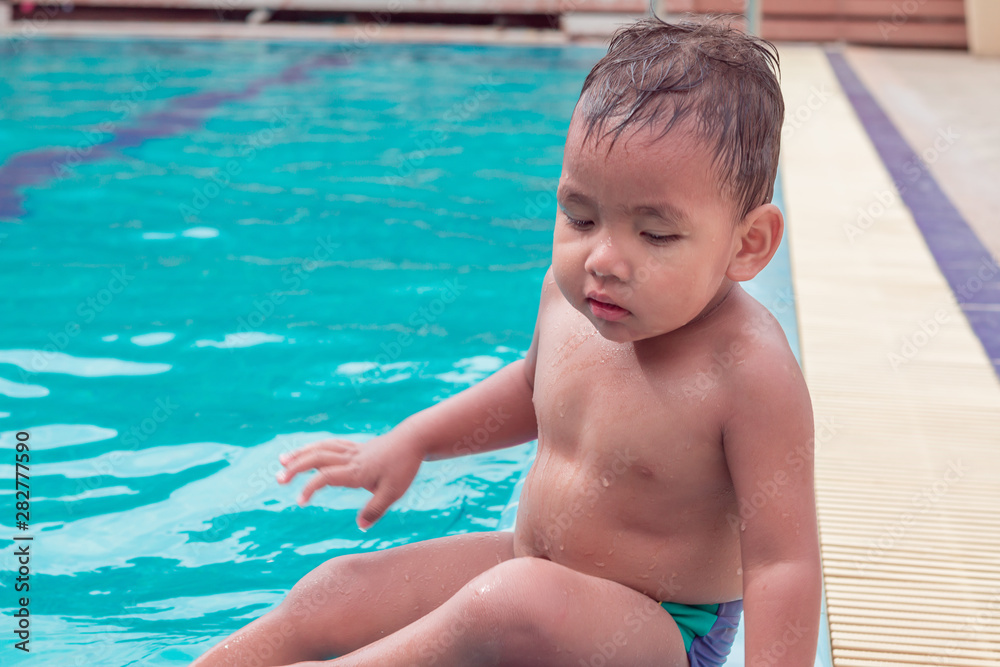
[277,450,350,482]
[357,482,402,531]
[280,439,352,464]
[298,466,362,505]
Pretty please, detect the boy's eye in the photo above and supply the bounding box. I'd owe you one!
[644,232,681,244]
[562,212,593,230]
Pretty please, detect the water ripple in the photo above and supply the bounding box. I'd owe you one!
[0,349,171,376]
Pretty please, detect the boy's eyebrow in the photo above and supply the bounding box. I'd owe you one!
[558,189,690,225]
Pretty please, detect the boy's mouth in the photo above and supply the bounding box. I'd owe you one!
[586,293,630,321]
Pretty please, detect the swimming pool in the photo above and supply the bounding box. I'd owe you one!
[0,37,822,666]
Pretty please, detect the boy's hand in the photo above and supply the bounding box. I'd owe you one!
[276,434,423,531]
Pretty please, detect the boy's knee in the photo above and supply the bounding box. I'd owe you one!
[463,557,570,646]
[240,614,300,667]
[282,554,360,620]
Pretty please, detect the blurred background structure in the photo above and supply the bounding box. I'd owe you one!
[0,0,997,53]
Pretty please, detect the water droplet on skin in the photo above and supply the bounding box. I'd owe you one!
[601,478,609,487]
[740,521,747,531]
[404,574,410,582]
[595,562,605,567]
[736,568,743,576]
[559,544,565,551]
[607,548,615,555]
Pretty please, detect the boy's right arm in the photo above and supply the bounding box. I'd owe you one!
[400,354,537,462]
[277,267,551,529]
[404,266,553,460]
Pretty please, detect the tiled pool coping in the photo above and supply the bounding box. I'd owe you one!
[781,44,1000,667]
[826,50,1000,378]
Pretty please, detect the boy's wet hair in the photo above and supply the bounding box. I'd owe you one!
[577,13,784,223]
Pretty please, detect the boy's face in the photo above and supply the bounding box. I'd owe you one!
[552,111,744,344]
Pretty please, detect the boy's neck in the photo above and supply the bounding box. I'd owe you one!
[688,279,738,328]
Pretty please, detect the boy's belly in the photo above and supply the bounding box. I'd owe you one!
[509,447,744,604]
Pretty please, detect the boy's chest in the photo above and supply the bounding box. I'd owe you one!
[531,314,726,479]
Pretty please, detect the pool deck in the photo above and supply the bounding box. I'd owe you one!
[781,45,1000,667]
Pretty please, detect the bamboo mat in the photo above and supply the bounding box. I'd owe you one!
[779,45,1000,667]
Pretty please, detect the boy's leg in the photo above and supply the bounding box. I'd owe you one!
[302,555,688,667]
[191,530,515,667]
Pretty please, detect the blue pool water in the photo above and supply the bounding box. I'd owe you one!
[0,38,817,666]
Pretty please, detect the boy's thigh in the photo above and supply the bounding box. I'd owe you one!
[284,530,515,651]
[477,557,688,667]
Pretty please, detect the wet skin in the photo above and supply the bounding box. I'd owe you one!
[509,111,818,608]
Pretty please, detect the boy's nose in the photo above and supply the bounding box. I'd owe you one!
[584,237,630,282]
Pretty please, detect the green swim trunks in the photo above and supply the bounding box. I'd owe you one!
[660,599,743,667]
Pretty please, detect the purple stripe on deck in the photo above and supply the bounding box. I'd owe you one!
[0,54,349,221]
[826,50,1000,377]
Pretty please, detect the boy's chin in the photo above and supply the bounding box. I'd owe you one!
[589,315,692,344]
[589,318,651,344]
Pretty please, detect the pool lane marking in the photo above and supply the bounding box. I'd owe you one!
[0,53,349,222]
[825,50,1000,378]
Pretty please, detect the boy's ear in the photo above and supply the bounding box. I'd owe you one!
[726,203,784,282]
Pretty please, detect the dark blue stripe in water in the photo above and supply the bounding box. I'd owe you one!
[826,50,1000,377]
[0,54,349,221]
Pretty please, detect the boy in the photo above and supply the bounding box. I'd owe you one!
[193,14,820,667]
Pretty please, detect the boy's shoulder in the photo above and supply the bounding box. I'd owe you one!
[720,288,811,418]
[728,288,797,363]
